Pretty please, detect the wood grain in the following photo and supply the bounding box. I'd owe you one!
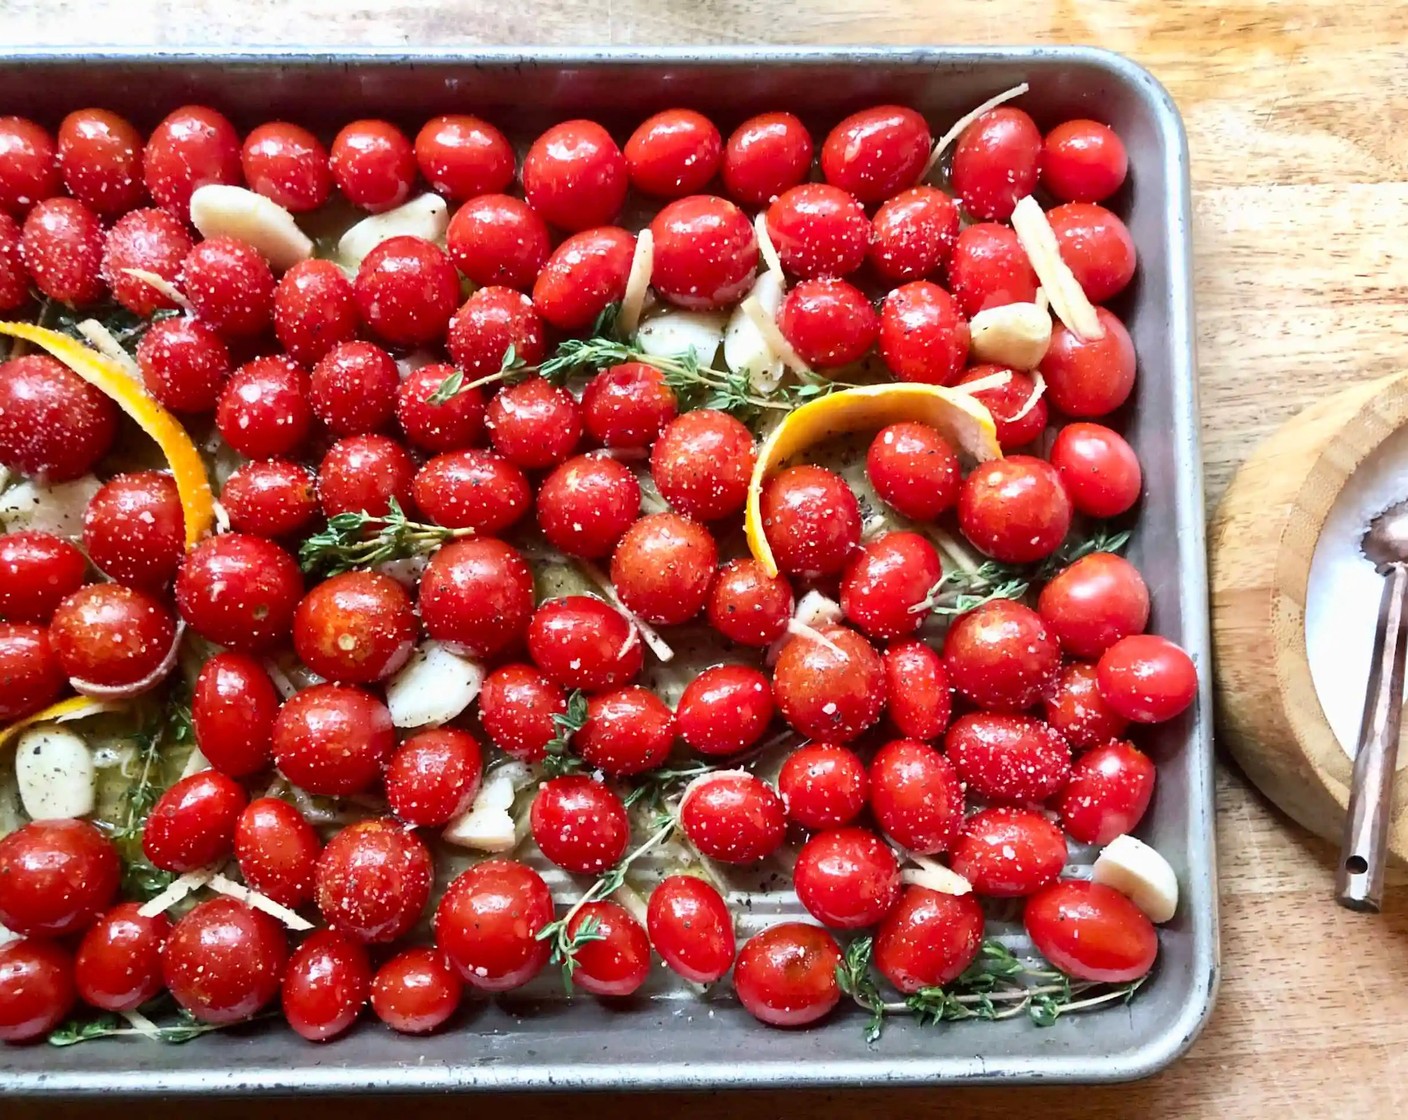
[4,1,1408,1116]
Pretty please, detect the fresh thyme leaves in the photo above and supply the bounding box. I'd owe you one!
[836,937,887,1043]
[49,1006,277,1047]
[541,689,589,778]
[52,301,177,351]
[111,696,191,846]
[297,498,475,576]
[427,344,526,405]
[48,1014,124,1047]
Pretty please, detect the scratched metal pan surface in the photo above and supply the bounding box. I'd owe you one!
[0,45,1216,1094]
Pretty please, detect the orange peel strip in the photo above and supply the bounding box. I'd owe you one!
[0,696,114,751]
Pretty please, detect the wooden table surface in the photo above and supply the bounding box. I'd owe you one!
[5,1,1408,1116]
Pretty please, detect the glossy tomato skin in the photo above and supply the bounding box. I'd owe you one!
[777,742,868,829]
[215,356,312,460]
[192,652,278,778]
[329,120,416,212]
[142,105,240,213]
[1024,880,1157,983]
[446,193,550,290]
[873,886,985,993]
[821,105,930,202]
[706,558,794,647]
[0,820,119,937]
[1040,308,1136,418]
[418,538,535,661]
[1039,552,1150,659]
[50,582,177,691]
[581,362,678,450]
[840,531,942,640]
[650,410,756,522]
[733,923,842,1028]
[868,186,960,283]
[625,109,723,198]
[1096,634,1198,724]
[448,285,547,376]
[610,512,718,626]
[271,684,396,796]
[317,434,416,519]
[566,901,652,998]
[385,728,484,828]
[142,771,249,873]
[100,207,192,316]
[522,120,627,232]
[20,197,105,306]
[646,875,735,984]
[878,281,970,385]
[649,194,757,311]
[675,664,775,757]
[315,819,433,944]
[478,664,566,762]
[531,226,635,332]
[292,570,418,684]
[135,315,230,413]
[221,459,319,540]
[486,377,583,470]
[0,212,25,311]
[946,712,1072,805]
[765,183,870,280]
[0,623,64,722]
[234,797,322,908]
[868,739,965,854]
[1041,120,1129,204]
[282,929,372,1042]
[1048,202,1137,304]
[1049,422,1142,518]
[0,116,58,216]
[531,776,630,874]
[957,365,1048,451]
[371,947,462,1034]
[273,258,358,366]
[82,471,184,591]
[176,534,304,653]
[527,595,641,693]
[0,531,86,624]
[950,107,1042,221]
[162,899,287,1025]
[680,772,786,864]
[866,421,961,521]
[395,362,487,453]
[354,235,460,348]
[434,859,555,991]
[759,464,861,578]
[776,277,880,368]
[415,115,514,200]
[537,454,640,559]
[240,121,331,212]
[958,456,1072,565]
[721,112,813,209]
[793,827,901,929]
[948,222,1038,318]
[0,354,117,480]
[75,903,171,1012]
[773,625,886,743]
[1058,739,1157,844]
[1042,661,1129,750]
[576,687,677,776]
[182,235,276,338]
[308,340,400,437]
[0,939,75,1042]
[950,807,1068,897]
[883,639,951,741]
[943,600,1061,712]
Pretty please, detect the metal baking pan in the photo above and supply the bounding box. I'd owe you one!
[0,45,1216,1094]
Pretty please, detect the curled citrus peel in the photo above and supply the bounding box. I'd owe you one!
[744,383,1003,578]
[0,696,113,751]
[0,322,214,548]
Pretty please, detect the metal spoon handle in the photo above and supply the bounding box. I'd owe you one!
[1337,562,1408,911]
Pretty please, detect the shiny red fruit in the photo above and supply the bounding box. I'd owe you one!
[1057,739,1157,845]
[282,929,371,1042]
[176,534,303,653]
[1096,634,1198,723]
[625,109,722,198]
[182,235,275,338]
[680,771,787,864]
[316,434,416,519]
[567,901,651,998]
[214,356,312,460]
[271,684,396,796]
[531,226,635,332]
[733,923,841,1027]
[0,820,119,937]
[610,512,718,626]
[448,284,548,375]
[142,770,248,873]
[485,376,582,470]
[101,208,192,315]
[943,599,1061,712]
[956,366,1048,451]
[329,120,416,212]
[75,903,170,1012]
[883,639,951,741]
[0,530,86,624]
[721,112,813,209]
[759,464,861,578]
[21,197,105,305]
[50,582,177,692]
[839,531,942,640]
[957,455,1072,564]
[531,776,630,874]
[873,887,984,993]
[1024,880,1157,983]
[649,194,757,311]
[950,107,1041,221]
[135,315,230,413]
[793,827,901,929]
[1042,661,1130,750]
[676,664,774,757]
[865,421,961,521]
[776,277,879,369]
[385,728,484,828]
[142,105,240,213]
[162,899,286,1024]
[778,742,869,829]
[1048,202,1137,304]
[241,121,331,212]
[945,712,1072,805]
[526,595,642,693]
[868,186,960,284]
[309,340,400,437]
[1040,308,1136,418]
[650,409,756,522]
[434,860,554,991]
[478,664,567,762]
[315,819,433,944]
[446,193,550,291]
[1041,119,1129,204]
[878,280,970,385]
[764,183,869,280]
[706,557,794,647]
[772,625,885,743]
[0,354,117,480]
[576,686,676,776]
[1038,552,1150,660]
[354,235,460,348]
[868,738,965,855]
[1049,422,1142,518]
[234,797,322,909]
[0,116,59,216]
[948,222,1038,318]
[395,362,488,454]
[82,470,184,591]
[820,105,930,202]
[950,807,1068,897]
[522,120,627,231]
[220,459,318,540]
[536,454,640,559]
[646,875,736,984]
[273,258,358,366]
[418,538,535,661]
[372,947,462,1034]
[0,623,64,721]
[415,115,514,201]
[0,939,75,1042]
[292,570,418,684]
[581,362,677,450]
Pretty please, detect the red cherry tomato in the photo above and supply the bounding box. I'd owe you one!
[478,663,567,762]
[308,340,399,436]
[646,875,735,984]
[566,901,651,998]
[50,583,177,692]
[434,860,554,991]
[292,571,418,684]
[536,454,640,559]
[776,277,879,368]
[162,898,286,1024]
[625,109,723,198]
[950,107,1041,221]
[958,455,1072,564]
[759,464,862,577]
[0,116,58,216]
[865,421,961,521]
[0,530,86,624]
[873,886,984,993]
[1041,120,1128,204]
[531,776,630,874]
[271,684,396,796]
[182,235,275,338]
[878,280,970,385]
[676,664,775,757]
[315,819,432,944]
[943,599,1061,711]
[385,728,483,828]
[241,122,331,212]
[141,106,240,213]
[947,222,1038,318]
[282,929,371,1042]
[1096,634,1198,723]
[0,820,119,937]
[0,623,64,721]
[176,534,304,653]
[396,362,488,453]
[1042,661,1130,750]
[527,595,642,693]
[650,409,756,522]
[777,742,868,829]
[679,772,786,863]
[868,738,965,854]
[581,361,678,450]
[329,120,417,212]
[793,827,901,929]
[868,186,960,283]
[446,193,550,290]
[1040,308,1136,418]
[531,226,636,331]
[1048,202,1137,303]
[135,315,230,413]
[371,947,462,1034]
[57,109,145,216]
[418,538,535,660]
[957,366,1048,451]
[273,258,358,366]
[1057,739,1156,844]
[82,471,183,591]
[0,939,75,1042]
[706,557,794,647]
[448,284,547,376]
[523,120,627,231]
[576,686,676,776]
[945,711,1072,804]
[75,903,170,1012]
[821,105,930,202]
[840,531,942,640]
[649,194,757,311]
[610,512,718,626]
[316,434,416,518]
[486,376,583,469]
[721,112,813,209]
[355,235,459,349]
[949,806,1069,896]
[772,625,885,742]
[143,771,248,873]
[1024,880,1157,983]
[732,923,841,1028]
[1049,422,1142,518]
[1038,552,1150,659]
[883,639,951,741]
[764,183,870,280]
[0,213,25,312]
[221,459,318,540]
[215,356,311,459]
[21,197,105,306]
[414,449,531,537]
[234,797,322,908]
[100,207,193,316]
[415,115,514,201]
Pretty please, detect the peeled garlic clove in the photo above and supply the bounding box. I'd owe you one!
[0,477,101,540]
[899,859,973,896]
[636,309,728,366]
[968,302,1053,370]
[336,194,450,270]
[442,762,532,852]
[15,726,96,820]
[724,270,786,392]
[1091,834,1179,923]
[189,185,313,272]
[385,641,484,729]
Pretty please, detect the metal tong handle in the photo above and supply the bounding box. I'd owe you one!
[1337,562,1408,911]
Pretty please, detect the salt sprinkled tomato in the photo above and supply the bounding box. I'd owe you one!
[434,859,554,991]
[162,898,286,1024]
[1047,202,1137,304]
[414,449,531,537]
[486,376,583,470]
[721,112,813,209]
[1038,552,1150,659]
[329,120,417,213]
[1058,738,1156,844]
[1096,634,1198,724]
[776,277,879,369]
[878,280,970,385]
[372,947,462,1034]
[958,455,1072,564]
[0,213,25,312]
[531,225,636,331]
[945,712,1071,805]
[82,471,184,591]
[135,315,230,413]
[610,512,718,626]
[448,284,548,376]
[537,454,641,559]
[271,684,396,796]
[868,186,960,283]
[0,939,75,1042]
[950,807,1068,898]
[649,194,758,311]
[0,530,86,624]
[956,366,1048,451]
[840,531,942,640]
[182,235,276,338]
[0,116,58,217]
[883,639,951,741]
[873,886,984,993]
[282,929,371,1043]
[676,664,774,757]
[764,183,870,280]
[240,121,331,212]
[142,770,248,873]
[793,827,901,929]
[293,570,419,684]
[575,686,676,776]
[865,421,961,521]
[1049,422,1142,518]
[581,362,678,450]
[1024,879,1157,983]
[650,409,756,522]
[101,207,193,316]
[778,742,868,829]
[566,901,651,997]
[396,362,487,453]
[0,623,64,722]
[234,798,322,908]
[646,875,735,984]
[418,538,535,661]
[868,738,965,855]
[20,197,105,306]
[0,820,119,937]
[950,106,1041,221]
[527,595,642,693]
[759,464,862,578]
[820,105,931,203]
[221,459,319,540]
[943,599,1061,712]
[522,120,627,232]
[446,193,550,290]
[1042,661,1129,750]
[315,819,433,944]
[75,903,170,1012]
[309,340,400,436]
[354,235,460,348]
[706,557,794,647]
[316,434,416,518]
[732,923,841,1028]
[772,625,885,743]
[142,105,240,214]
[947,222,1038,318]
[50,583,177,692]
[215,355,312,460]
[625,109,723,199]
[478,664,566,762]
[415,114,514,201]
[273,258,358,366]
[385,728,483,828]
[1040,307,1136,418]
[1041,120,1128,204]
[531,775,630,874]
[176,534,304,653]
[679,771,786,863]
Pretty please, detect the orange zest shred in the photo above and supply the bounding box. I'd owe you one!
[0,696,114,751]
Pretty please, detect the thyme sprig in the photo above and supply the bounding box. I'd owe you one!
[428,344,526,405]
[53,301,178,351]
[49,1006,277,1047]
[298,498,475,576]
[541,689,589,778]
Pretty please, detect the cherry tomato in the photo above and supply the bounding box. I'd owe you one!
[486,376,583,469]
[413,449,531,537]
[1042,661,1129,750]
[625,109,723,198]
[234,797,322,908]
[1058,738,1156,844]
[840,531,942,640]
[1096,634,1198,723]
[567,901,651,997]
[873,886,984,992]
[777,742,868,829]
[721,112,813,209]
[241,122,331,212]
[414,115,514,201]
[868,738,965,854]
[478,663,566,761]
[418,538,535,661]
[273,258,358,366]
[679,771,786,863]
[0,820,119,937]
[135,314,229,413]
[865,421,961,521]
[945,712,1071,804]
[883,639,951,741]
[958,455,1072,564]
[293,570,418,684]
[947,222,1038,318]
[949,806,1068,897]
[793,827,901,929]
[1038,552,1150,659]
[20,197,105,306]
[536,454,640,559]
[527,595,642,693]
[396,361,488,453]
[943,599,1061,711]
[75,903,170,1012]
[732,923,841,1028]
[0,117,58,216]
[776,277,879,368]
[215,355,312,460]
[0,212,25,312]
[576,686,677,776]
[1049,422,1142,518]
[176,534,304,653]
[772,625,885,742]
[0,623,64,721]
[531,776,630,874]
[650,409,755,522]
[706,557,794,647]
[317,434,417,519]
[957,366,1048,451]
[100,207,193,316]
[878,280,970,385]
[759,464,861,577]
[646,875,735,984]
[0,939,75,1042]
[282,928,371,1042]
[82,471,183,591]
[329,120,416,212]
[271,684,396,796]
[448,284,548,376]
[434,860,554,991]
[1040,308,1136,417]
[221,459,319,540]
[371,947,462,1034]
[950,107,1041,221]
[143,771,248,873]
[580,361,678,450]
[354,235,460,348]
[821,105,930,202]
[531,226,635,331]
[765,183,870,279]
[1041,120,1128,204]
[0,530,86,624]
[316,819,433,944]
[163,898,286,1024]
[50,583,177,692]
[610,512,718,626]
[649,194,757,311]
[182,235,276,338]
[141,106,240,213]
[868,186,960,283]
[522,120,627,231]
[385,728,483,828]
[446,193,550,290]
[1024,879,1157,983]
[676,664,775,756]
[308,340,399,436]
[57,108,144,215]
[1048,202,1137,304]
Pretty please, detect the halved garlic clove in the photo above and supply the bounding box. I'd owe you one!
[899,855,973,896]
[968,301,1053,370]
[1091,834,1179,923]
[189,185,313,272]
[15,726,96,820]
[336,193,450,270]
[0,476,102,540]
[385,641,484,729]
[442,762,532,852]
[636,309,728,366]
[724,270,786,392]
